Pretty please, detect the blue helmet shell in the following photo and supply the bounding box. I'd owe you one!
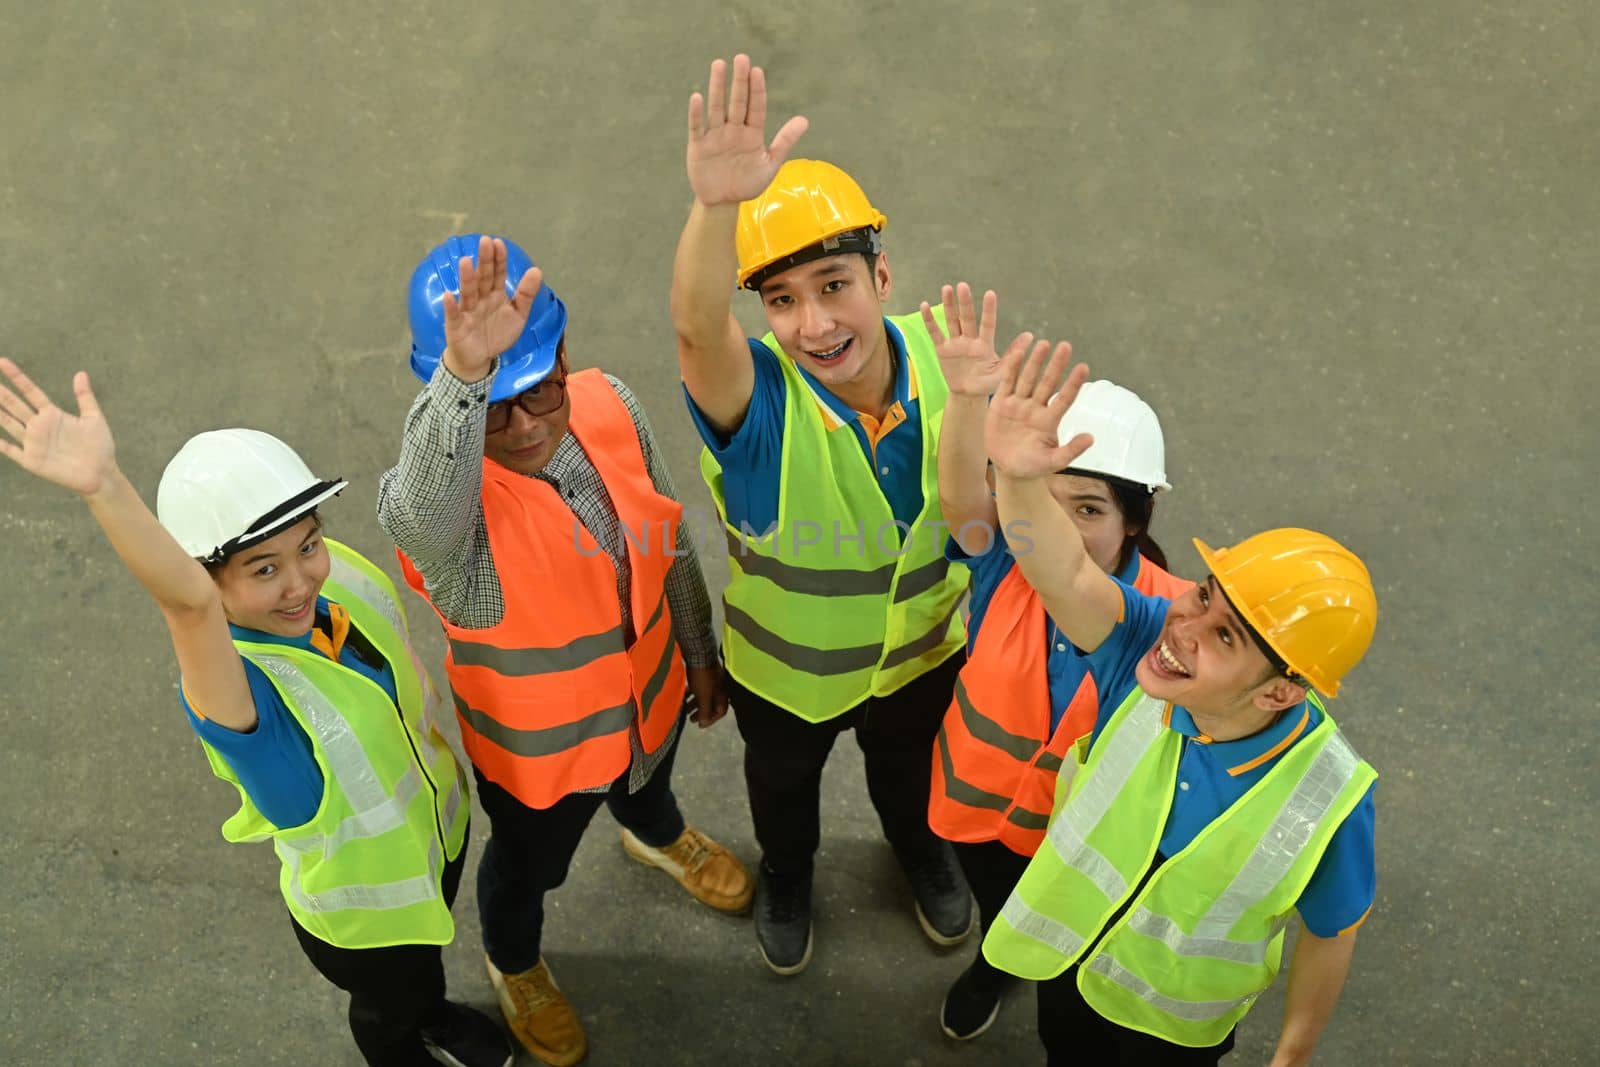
[407,234,568,402]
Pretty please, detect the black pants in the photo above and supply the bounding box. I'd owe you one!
[951,838,1033,994]
[474,723,687,974]
[1038,966,1237,1065]
[292,840,468,1067]
[730,652,964,877]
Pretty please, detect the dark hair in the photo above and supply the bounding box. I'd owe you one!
[1066,471,1167,574]
[202,511,325,576]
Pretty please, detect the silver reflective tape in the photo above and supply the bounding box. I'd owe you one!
[893,555,950,603]
[637,593,677,715]
[449,625,626,676]
[1006,807,1050,831]
[724,603,882,675]
[1199,729,1361,938]
[724,528,895,597]
[999,888,1086,959]
[253,656,389,813]
[278,764,423,861]
[1047,809,1129,902]
[1085,953,1255,1022]
[328,555,404,637]
[953,676,1039,761]
[935,724,1012,812]
[1035,751,1064,773]
[287,839,443,915]
[451,690,634,756]
[1042,694,1164,867]
[1124,907,1269,966]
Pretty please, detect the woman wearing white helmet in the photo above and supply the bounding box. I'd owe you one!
[918,286,1194,1043]
[0,359,511,1067]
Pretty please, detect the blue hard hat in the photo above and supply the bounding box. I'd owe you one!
[407,234,568,403]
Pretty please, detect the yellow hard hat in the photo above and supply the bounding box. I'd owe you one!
[736,159,887,290]
[1193,528,1378,697]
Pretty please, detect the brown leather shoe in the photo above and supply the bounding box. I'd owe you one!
[484,955,587,1067]
[620,826,755,914]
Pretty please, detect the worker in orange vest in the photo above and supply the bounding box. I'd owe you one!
[378,235,753,1067]
[921,285,1193,1040]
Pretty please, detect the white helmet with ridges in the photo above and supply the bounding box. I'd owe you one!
[156,429,346,563]
[1055,380,1171,492]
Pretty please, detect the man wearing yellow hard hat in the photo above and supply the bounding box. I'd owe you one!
[670,55,974,973]
[977,339,1378,1066]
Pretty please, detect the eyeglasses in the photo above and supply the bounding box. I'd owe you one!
[485,375,567,433]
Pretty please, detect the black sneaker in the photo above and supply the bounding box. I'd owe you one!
[940,962,1007,1041]
[901,843,976,946]
[420,1000,514,1067]
[754,862,814,976]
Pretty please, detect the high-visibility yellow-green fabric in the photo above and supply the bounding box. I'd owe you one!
[701,310,967,721]
[198,540,470,949]
[983,687,1375,1047]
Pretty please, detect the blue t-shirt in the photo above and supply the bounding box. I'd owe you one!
[683,318,928,535]
[1079,583,1378,938]
[949,535,1148,734]
[182,597,398,830]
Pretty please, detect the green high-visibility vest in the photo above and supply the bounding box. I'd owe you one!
[198,540,471,950]
[701,310,968,721]
[983,686,1376,1048]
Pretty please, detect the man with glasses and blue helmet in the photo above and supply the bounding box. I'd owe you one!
[378,234,752,1067]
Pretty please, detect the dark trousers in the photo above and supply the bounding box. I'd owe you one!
[292,840,468,1067]
[474,724,687,974]
[1038,966,1237,1066]
[951,838,1032,995]
[730,652,964,878]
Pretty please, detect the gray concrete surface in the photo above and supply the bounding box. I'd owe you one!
[1,1,1595,1063]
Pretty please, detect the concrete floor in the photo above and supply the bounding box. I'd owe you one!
[1,1,1595,1063]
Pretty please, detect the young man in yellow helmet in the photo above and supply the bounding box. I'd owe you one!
[670,55,974,974]
[976,339,1379,1066]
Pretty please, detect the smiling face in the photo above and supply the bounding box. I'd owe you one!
[757,252,892,392]
[1135,576,1306,722]
[483,349,571,476]
[211,515,330,637]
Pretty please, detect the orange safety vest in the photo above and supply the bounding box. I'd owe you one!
[930,554,1193,856]
[399,369,687,809]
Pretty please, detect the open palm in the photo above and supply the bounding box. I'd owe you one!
[923,283,1006,398]
[0,359,116,496]
[687,55,808,206]
[442,235,544,378]
[985,338,1094,480]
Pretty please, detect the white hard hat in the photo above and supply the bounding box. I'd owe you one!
[1054,380,1171,492]
[156,429,347,562]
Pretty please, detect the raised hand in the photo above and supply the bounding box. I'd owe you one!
[0,358,117,496]
[441,235,545,383]
[985,336,1094,480]
[686,54,809,207]
[922,283,1006,398]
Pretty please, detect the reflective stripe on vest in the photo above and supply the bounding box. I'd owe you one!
[986,685,1375,1046]
[203,540,468,950]
[401,370,687,807]
[929,556,1192,857]
[703,312,967,722]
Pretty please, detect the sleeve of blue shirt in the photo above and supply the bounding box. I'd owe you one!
[680,340,788,536]
[183,659,324,830]
[1295,784,1377,937]
[1083,581,1173,740]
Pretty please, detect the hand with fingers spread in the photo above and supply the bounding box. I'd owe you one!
[441,235,545,384]
[686,54,809,207]
[985,336,1094,480]
[922,283,1007,398]
[0,358,118,497]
